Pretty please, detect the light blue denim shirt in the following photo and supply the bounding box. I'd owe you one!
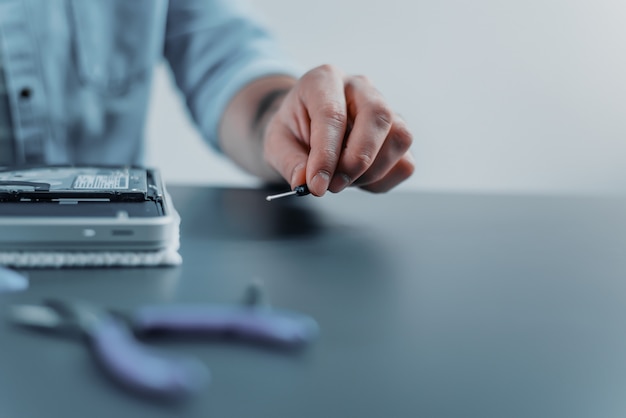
[0,0,299,166]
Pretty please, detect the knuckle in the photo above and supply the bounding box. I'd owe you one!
[312,144,341,172]
[321,146,341,164]
[306,64,338,80]
[315,63,337,75]
[319,103,347,127]
[349,150,375,174]
[367,102,393,130]
[391,125,414,152]
[350,74,371,86]
[352,151,374,173]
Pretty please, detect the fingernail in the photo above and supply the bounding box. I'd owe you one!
[329,173,351,193]
[290,163,307,189]
[311,172,330,196]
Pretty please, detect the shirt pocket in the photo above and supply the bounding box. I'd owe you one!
[67,0,166,96]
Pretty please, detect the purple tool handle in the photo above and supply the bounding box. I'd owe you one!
[87,316,209,398]
[132,305,319,347]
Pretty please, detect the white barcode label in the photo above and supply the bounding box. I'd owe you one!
[73,173,129,189]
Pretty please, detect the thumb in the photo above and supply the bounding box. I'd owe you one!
[264,122,309,192]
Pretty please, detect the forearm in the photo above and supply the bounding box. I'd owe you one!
[218,75,297,184]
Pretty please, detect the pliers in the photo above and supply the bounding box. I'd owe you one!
[8,283,319,400]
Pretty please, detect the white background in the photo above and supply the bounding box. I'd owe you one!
[145,0,626,195]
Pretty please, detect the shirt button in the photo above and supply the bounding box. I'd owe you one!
[19,87,32,100]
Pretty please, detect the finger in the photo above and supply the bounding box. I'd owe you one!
[327,75,393,193]
[264,122,308,188]
[351,116,414,187]
[359,151,415,193]
[301,65,348,196]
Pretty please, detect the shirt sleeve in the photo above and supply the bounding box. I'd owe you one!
[163,0,302,152]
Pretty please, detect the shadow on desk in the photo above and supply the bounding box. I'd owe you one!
[170,186,324,241]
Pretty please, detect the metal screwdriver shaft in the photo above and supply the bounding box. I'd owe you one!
[265,184,310,201]
[265,190,297,201]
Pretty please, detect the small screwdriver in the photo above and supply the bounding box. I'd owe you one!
[265,184,310,201]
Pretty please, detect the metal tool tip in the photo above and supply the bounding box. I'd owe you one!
[265,190,297,201]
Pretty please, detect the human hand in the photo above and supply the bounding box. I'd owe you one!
[263,65,415,197]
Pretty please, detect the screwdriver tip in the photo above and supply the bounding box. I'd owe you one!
[265,184,310,202]
[265,191,295,201]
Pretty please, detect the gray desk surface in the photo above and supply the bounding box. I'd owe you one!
[2,186,626,418]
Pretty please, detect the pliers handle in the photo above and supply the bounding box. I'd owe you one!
[10,301,209,399]
[130,304,319,347]
[9,296,319,400]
